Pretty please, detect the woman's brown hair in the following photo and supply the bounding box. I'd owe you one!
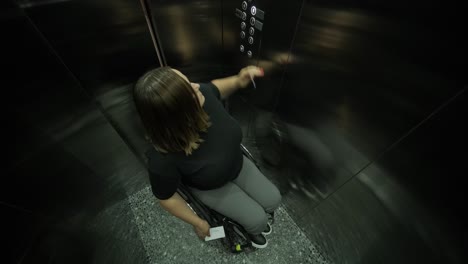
[133,67,211,155]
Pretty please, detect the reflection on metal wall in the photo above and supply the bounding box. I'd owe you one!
[149,0,224,82]
[355,88,467,263]
[251,1,467,263]
[275,4,465,190]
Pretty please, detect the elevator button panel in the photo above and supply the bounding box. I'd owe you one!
[235,0,264,59]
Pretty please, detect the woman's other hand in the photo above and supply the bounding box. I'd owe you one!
[238,65,264,89]
[194,219,211,240]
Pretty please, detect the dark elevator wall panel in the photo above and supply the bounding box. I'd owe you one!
[20,0,157,96]
[252,0,302,110]
[150,0,224,82]
[1,205,37,264]
[18,0,160,162]
[273,2,467,263]
[95,84,152,163]
[276,3,467,192]
[4,6,94,172]
[3,6,144,214]
[296,177,442,264]
[356,89,467,263]
[3,3,149,262]
[293,90,466,264]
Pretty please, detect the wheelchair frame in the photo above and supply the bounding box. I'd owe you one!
[176,144,272,253]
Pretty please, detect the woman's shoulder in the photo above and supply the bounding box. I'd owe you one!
[145,147,176,168]
[199,82,221,100]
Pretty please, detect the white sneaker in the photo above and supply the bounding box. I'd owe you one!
[262,223,272,236]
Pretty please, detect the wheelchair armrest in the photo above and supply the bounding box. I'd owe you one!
[240,144,261,169]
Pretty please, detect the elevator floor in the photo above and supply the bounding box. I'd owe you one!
[127,186,328,264]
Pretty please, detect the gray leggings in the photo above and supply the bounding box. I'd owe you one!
[188,156,282,235]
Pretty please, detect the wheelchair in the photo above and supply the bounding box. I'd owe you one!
[176,144,275,253]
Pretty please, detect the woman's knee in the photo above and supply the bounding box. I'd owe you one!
[244,209,269,235]
[265,185,282,213]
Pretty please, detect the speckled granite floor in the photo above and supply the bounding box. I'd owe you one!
[128,186,329,264]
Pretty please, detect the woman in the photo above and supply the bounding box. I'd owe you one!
[133,65,282,249]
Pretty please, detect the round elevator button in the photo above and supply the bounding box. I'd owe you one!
[241,22,246,30]
[242,1,247,10]
[251,6,257,16]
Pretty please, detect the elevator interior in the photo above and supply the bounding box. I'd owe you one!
[3,0,467,263]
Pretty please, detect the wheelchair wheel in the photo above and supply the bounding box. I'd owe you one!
[222,217,254,253]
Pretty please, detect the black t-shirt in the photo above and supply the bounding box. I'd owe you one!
[145,82,244,200]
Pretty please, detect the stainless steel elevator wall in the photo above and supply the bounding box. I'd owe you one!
[4,1,156,262]
[149,0,225,82]
[246,1,467,263]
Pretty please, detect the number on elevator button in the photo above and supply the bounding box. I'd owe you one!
[241,22,246,30]
[250,17,255,26]
[249,27,255,35]
[240,31,245,39]
[248,37,254,44]
[242,1,247,10]
[247,50,252,58]
[242,12,247,21]
[240,45,244,52]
